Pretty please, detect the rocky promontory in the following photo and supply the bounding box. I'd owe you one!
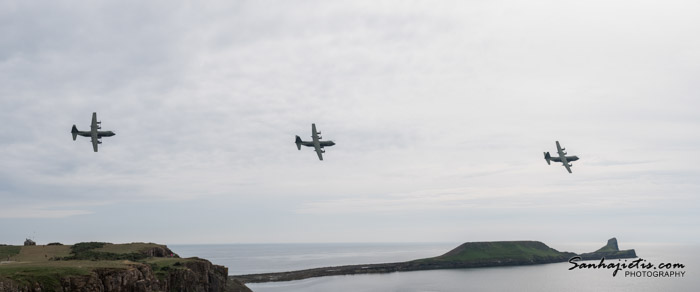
[578,238,636,260]
[232,238,636,284]
[0,242,251,292]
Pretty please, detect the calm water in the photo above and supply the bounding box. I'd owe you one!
[171,242,457,275]
[170,242,698,292]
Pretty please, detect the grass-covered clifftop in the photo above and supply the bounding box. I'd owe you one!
[0,246,21,260]
[418,238,635,266]
[54,241,175,261]
[426,241,575,262]
[0,242,243,292]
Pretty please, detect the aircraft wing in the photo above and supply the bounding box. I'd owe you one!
[315,147,324,161]
[312,123,323,160]
[311,123,324,160]
[91,137,99,152]
[311,123,319,141]
[555,141,564,155]
[90,112,99,152]
[91,112,98,130]
[563,161,572,173]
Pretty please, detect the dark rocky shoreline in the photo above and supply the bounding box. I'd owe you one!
[232,257,570,283]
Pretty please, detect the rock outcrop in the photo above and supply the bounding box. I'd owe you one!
[1,259,230,292]
[578,237,636,260]
[226,278,254,292]
[61,265,155,292]
[141,245,177,258]
[164,259,229,292]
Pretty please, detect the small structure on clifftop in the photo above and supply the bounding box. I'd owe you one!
[24,238,36,246]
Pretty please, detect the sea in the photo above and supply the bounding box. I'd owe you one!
[170,242,698,292]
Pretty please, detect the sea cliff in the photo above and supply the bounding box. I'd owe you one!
[0,242,251,292]
[0,261,228,292]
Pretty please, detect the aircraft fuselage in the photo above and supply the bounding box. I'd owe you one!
[298,140,336,148]
[549,155,579,162]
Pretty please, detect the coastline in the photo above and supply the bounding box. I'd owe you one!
[232,238,636,284]
[232,256,570,283]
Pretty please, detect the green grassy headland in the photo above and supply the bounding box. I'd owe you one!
[0,242,188,289]
[0,246,22,260]
[416,240,574,264]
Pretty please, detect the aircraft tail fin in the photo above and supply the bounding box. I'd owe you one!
[71,125,78,141]
[295,135,302,150]
[544,152,551,165]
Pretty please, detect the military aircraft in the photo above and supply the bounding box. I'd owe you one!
[295,123,335,160]
[544,141,579,173]
[71,112,116,152]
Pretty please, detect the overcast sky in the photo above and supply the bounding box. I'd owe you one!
[1,0,699,246]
